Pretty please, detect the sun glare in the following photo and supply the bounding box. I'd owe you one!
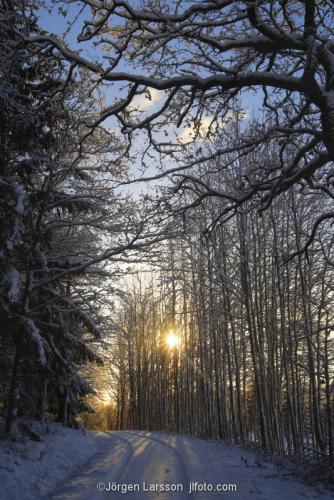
[165,331,180,349]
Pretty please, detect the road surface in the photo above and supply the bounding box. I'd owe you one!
[49,431,332,500]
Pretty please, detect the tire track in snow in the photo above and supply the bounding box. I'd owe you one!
[122,431,190,484]
[107,431,190,499]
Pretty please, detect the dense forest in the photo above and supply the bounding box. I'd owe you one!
[109,185,334,460]
[1,0,334,472]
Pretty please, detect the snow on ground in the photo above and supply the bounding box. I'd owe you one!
[50,430,334,500]
[0,427,333,500]
[0,421,113,500]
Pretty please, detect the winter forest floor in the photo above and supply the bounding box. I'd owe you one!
[0,423,333,500]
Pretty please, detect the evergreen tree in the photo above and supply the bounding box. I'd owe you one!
[0,0,123,433]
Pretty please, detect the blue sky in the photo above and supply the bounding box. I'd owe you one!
[39,1,262,125]
[38,1,263,196]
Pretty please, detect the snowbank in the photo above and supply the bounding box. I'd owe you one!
[0,421,110,500]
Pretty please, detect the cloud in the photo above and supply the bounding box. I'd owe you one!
[178,110,247,143]
[129,88,162,112]
[178,116,213,143]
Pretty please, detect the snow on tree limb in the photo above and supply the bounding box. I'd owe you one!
[22,317,47,366]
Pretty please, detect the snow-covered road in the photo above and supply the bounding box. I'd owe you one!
[49,431,333,500]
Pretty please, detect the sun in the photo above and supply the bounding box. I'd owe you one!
[165,331,180,349]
